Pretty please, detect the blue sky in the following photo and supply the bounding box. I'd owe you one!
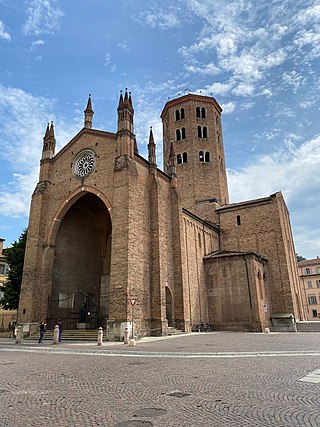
[0,0,319,259]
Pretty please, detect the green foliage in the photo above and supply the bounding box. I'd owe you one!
[1,229,27,311]
[296,254,306,262]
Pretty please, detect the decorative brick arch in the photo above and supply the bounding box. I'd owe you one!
[46,186,112,247]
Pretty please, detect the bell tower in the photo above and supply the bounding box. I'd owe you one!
[161,93,229,222]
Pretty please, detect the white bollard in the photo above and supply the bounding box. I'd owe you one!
[53,325,60,344]
[97,327,103,346]
[263,327,271,334]
[124,327,129,344]
[128,338,136,347]
[15,326,22,344]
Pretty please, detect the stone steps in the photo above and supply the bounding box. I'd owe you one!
[25,329,106,341]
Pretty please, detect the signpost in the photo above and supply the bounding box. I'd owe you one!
[129,298,136,346]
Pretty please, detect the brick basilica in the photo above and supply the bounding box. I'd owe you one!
[18,90,305,339]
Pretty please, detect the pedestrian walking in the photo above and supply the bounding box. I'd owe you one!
[57,319,63,342]
[38,321,46,343]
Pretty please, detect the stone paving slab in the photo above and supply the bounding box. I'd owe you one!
[1,332,320,426]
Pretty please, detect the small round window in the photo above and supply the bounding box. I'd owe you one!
[72,149,96,178]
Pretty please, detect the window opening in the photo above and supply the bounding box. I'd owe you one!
[181,127,186,139]
[175,110,180,121]
[201,107,206,118]
[205,152,210,162]
[196,106,200,118]
[197,126,202,138]
[177,154,182,164]
[176,129,181,141]
[199,151,204,162]
[237,215,241,226]
[182,152,188,163]
[203,126,208,138]
[181,108,185,119]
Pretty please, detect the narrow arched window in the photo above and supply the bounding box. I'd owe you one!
[205,151,210,162]
[201,107,206,118]
[197,126,202,138]
[182,152,188,163]
[177,154,182,164]
[196,106,200,118]
[203,126,208,138]
[217,135,221,144]
[199,151,204,162]
[237,215,241,226]
[175,110,180,121]
[176,129,181,141]
[181,127,186,139]
[181,108,185,119]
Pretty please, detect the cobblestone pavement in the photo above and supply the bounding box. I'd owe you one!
[1,332,320,426]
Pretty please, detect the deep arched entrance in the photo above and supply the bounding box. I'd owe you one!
[48,193,111,329]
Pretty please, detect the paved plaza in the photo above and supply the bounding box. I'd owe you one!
[1,332,320,426]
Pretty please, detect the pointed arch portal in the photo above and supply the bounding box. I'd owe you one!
[48,193,112,329]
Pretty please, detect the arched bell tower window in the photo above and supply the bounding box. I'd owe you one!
[201,107,206,118]
[176,129,181,141]
[175,108,185,121]
[237,215,241,226]
[181,127,186,139]
[197,126,208,138]
[199,151,204,162]
[177,152,188,164]
[205,151,210,162]
[203,126,208,138]
[196,106,201,118]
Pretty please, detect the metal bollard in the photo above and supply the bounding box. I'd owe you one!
[53,325,59,344]
[124,327,129,344]
[15,326,22,344]
[97,327,103,346]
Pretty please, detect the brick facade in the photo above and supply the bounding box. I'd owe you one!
[18,91,303,338]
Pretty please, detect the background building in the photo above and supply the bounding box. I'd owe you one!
[298,258,320,320]
[18,92,304,338]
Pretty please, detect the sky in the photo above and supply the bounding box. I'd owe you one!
[0,0,319,259]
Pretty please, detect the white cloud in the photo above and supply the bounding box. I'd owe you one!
[23,0,64,36]
[0,21,11,41]
[136,6,181,30]
[205,82,232,95]
[0,85,79,217]
[31,39,45,49]
[104,53,117,72]
[227,134,320,258]
[118,40,128,51]
[186,63,220,76]
[221,102,235,114]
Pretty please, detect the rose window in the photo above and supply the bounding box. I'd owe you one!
[72,149,96,178]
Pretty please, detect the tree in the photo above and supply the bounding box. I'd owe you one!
[0,229,27,311]
[296,254,306,262]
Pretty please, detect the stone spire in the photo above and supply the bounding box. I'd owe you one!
[148,127,156,165]
[116,88,135,158]
[42,121,56,159]
[84,94,94,129]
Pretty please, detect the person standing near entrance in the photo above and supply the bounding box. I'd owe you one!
[57,319,63,342]
[38,321,46,343]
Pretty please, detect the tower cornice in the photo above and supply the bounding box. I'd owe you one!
[161,93,222,119]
